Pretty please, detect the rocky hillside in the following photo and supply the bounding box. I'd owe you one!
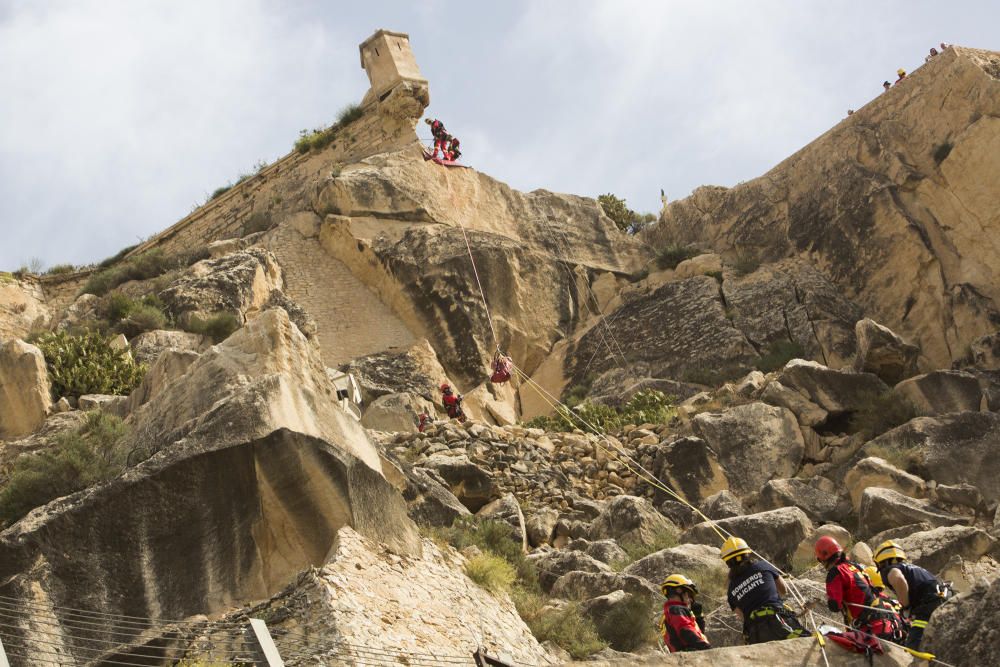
[0,33,998,667]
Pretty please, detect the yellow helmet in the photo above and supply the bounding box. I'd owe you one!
[873,540,907,564]
[720,536,752,562]
[864,565,884,589]
[897,68,906,76]
[661,573,698,597]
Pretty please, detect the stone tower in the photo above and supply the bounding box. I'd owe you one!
[359,29,429,107]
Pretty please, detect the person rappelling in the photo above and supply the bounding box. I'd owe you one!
[490,350,513,384]
[440,382,467,422]
[659,574,711,652]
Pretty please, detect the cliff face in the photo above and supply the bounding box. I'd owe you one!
[648,47,1000,369]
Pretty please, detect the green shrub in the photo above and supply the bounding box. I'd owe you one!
[466,553,517,594]
[33,330,146,398]
[755,340,805,373]
[81,249,176,296]
[45,264,76,275]
[656,244,698,270]
[209,184,232,200]
[596,594,657,651]
[598,193,636,233]
[849,392,917,438]
[863,441,923,472]
[294,104,366,154]
[513,592,606,659]
[0,412,129,526]
[97,244,138,269]
[98,293,170,338]
[527,390,675,433]
[732,251,760,276]
[184,312,240,343]
[707,270,723,282]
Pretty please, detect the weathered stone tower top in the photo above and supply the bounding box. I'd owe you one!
[359,29,428,107]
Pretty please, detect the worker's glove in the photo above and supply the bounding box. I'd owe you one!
[826,599,841,613]
[690,601,706,632]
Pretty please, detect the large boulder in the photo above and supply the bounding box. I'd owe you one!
[401,466,471,527]
[699,489,744,520]
[758,477,850,523]
[0,339,51,440]
[622,544,726,587]
[0,276,50,341]
[852,318,919,385]
[129,329,207,365]
[344,338,447,404]
[758,380,828,427]
[526,508,560,548]
[691,402,804,497]
[682,507,812,570]
[588,495,676,546]
[125,348,200,413]
[650,436,729,505]
[528,549,612,593]
[896,526,997,575]
[419,453,494,512]
[549,570,659,603]
[778,359,890,415]
[843,457,927,511]
[361,392,436,433]
[893,370,986,415]
[0,429,421,662]
[119,308,383,471]
[861,412,1000,502]
[923,577,1000,667]
[858,487,969,538]
[567,538,629,566]
[159,248,283,326]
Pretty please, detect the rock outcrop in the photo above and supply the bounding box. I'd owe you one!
[0,339,52,440]
[649,47,1000,370]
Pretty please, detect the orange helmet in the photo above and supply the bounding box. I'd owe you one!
[815,536,843,562]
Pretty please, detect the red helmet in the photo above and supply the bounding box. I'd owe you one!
[440,383,451,392]
[815,536,843,562]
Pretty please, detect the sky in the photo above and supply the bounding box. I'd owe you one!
[2,0,998,270]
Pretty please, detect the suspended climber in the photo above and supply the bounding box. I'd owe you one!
[815,536,907,644]
[721,536,805,644]
[490,350,513,384]
[874,540,953,650]
[659,574,711,652]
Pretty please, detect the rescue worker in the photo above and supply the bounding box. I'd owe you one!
[440,383,466,422]
[926,47,939,62]
[659,574,711,652]
[874,540,952,650]
[490,351,512,384]
[446,136,462,162]
[424,118,449,158]
[817,536,905,643]
[722,536,805,644]
[895,68,907,85]
[883,80,892,92]
[863,565,903,614]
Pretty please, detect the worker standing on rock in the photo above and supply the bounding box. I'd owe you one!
[816,537,906,643]
[721,537,805,644]
[424,118,449,158]
[874,540,952,650]
[659,574,711,652]
[440,383,467,422]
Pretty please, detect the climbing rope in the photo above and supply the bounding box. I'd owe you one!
[455,218,500,348]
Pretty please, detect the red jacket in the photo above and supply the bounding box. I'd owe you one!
[660,601,710,652]
[826,557,878,623]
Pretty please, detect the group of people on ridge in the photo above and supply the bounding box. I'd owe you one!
[424,117,462,161]
[882,43,949,91]
[660,535,952,654]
